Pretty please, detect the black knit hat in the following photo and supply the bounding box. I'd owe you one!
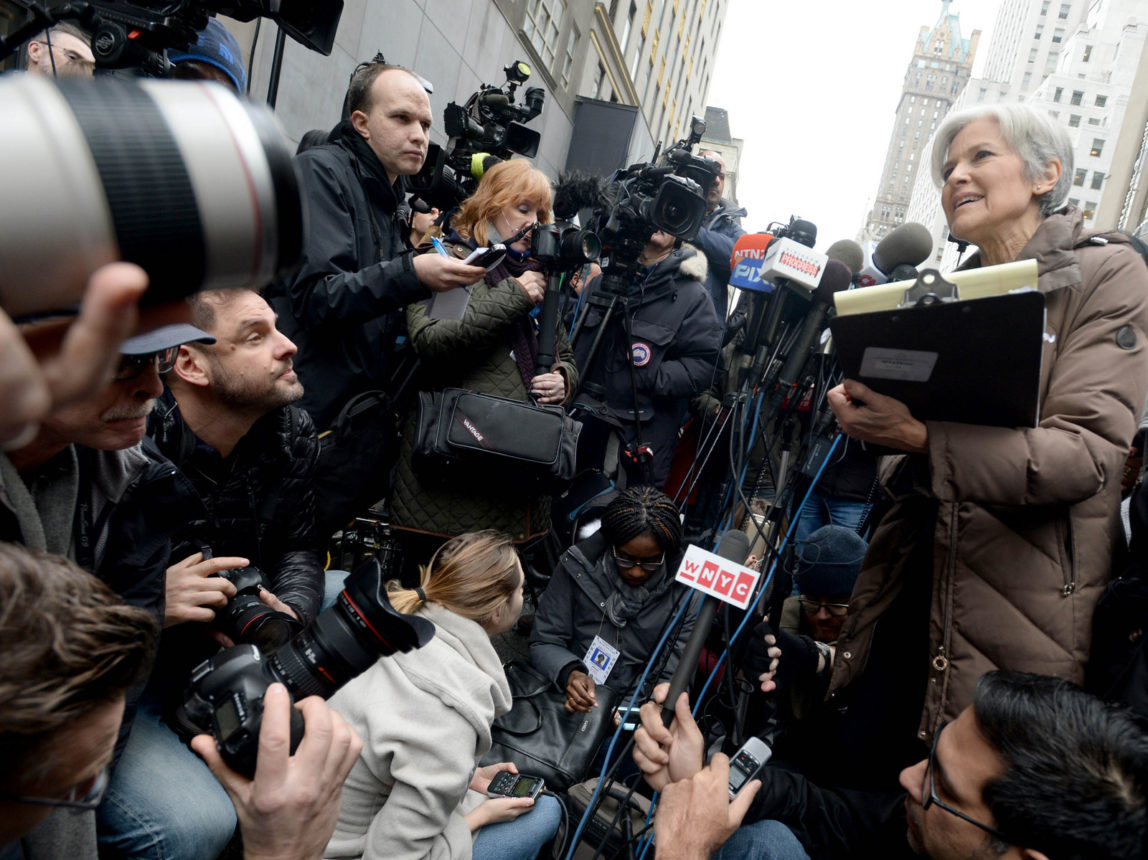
[795,525,867,597]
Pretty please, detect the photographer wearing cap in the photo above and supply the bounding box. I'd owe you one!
[692,150,745,319]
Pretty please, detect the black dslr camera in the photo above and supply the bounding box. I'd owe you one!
[209,562,301,653]
[175,557,434,776]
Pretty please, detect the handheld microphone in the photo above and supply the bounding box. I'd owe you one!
[773,259,853,394]
[824,239,864,279]
[661,530,751,726]
[871,222,932,278]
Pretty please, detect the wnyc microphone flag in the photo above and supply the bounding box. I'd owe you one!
[674,542,761,610]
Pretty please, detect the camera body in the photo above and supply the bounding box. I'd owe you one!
[409,61,546,211]
[209,564,301,652]
[176,557,434,776]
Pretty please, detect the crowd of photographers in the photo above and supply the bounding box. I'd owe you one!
[2,16,1148,860]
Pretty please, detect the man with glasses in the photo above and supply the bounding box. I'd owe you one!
[20,22,94,78]
[634,670,1148,859]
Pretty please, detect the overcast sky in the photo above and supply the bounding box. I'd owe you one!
[707,0,1003,251]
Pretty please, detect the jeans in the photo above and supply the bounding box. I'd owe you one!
[97,698,236,860]
[792,491,869,547]
[471,793,562,860]
[716,819,810,860]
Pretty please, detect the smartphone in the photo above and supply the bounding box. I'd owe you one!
[463,244,508,269]
[728,737,771,798]
[613,704,639,732]
[487,770,545,800]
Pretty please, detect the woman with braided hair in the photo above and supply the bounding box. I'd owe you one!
[530,486,700,712]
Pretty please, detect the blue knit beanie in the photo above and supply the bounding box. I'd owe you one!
[795,525,867,597]
[169,18,247,94]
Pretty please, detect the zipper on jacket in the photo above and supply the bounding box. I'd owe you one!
[1061,516,1077,597]
[923,502,959,740]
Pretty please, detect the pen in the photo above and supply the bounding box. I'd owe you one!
[431,237,449,257]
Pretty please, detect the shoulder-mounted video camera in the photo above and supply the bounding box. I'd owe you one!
[1,0,343,75]
[408,60,546,211]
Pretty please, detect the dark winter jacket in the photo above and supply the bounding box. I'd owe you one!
[0,442,190,764]
[270,120,429,431]
[148,391,324,624]
[529,532,698,698]
[829,207,1148,741]
[573,247,722,486]
[693,198,746,318]
[389,240,579,542]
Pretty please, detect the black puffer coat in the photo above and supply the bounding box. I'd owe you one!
[148,392,324,623]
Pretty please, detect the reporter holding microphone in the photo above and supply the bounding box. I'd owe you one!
[825,103,1148,782]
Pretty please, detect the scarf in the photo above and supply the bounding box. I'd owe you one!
[486,231,545,390]
[602,550,673,628]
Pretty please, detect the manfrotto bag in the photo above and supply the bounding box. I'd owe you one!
[413,388,581,494]
[480,660,617,792]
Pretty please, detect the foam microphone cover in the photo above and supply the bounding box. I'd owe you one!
[825,240,864,277]
[812,258,854,305]
[872,222,933,275]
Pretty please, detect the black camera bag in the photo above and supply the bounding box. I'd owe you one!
[413,388,581,494]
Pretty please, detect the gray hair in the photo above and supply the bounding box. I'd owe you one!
[930,103,1073,217]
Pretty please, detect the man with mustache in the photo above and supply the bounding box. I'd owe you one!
[96,288,324,860]
[0,321,217,860]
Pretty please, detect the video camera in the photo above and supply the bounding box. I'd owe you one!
[0,0,343,75]
[408,60,546,211]
[175,557,434,777]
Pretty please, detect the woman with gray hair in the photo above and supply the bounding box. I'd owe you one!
[823,102,1148,784]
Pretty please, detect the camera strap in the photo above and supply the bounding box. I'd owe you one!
[621,307,652,484]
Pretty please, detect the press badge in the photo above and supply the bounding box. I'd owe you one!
[583,636,620,685]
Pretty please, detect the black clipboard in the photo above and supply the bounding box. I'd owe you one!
[827,291,1045,428]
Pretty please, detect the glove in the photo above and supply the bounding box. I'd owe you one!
[740,620,821,692]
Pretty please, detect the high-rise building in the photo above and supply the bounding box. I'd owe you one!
[861,2,980,243]
[905,0,1148,269]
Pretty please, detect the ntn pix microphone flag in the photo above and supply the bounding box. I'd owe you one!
[730,233,774,291]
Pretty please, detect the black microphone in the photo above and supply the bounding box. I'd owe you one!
[774,259,853,393]
[661,530,751,725]
[871,222,932,277]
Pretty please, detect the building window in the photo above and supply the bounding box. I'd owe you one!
[1069,114,1081,127]
[560,25,579,87]
[1035,23,1044,38]
[523,0,565,68]
[1074,168,1087,186]
[1095,94,1107,107]
[1082,201,1096,221]
[1088,117,1100,125]
[1023,71,1032,87]
[621,1,636,53]
[1041,0,1050,13]
[1090,138,1104,157]
[1070,90,1084,105]
[1058,3,1070,18]
[1069,197,1080,207]
[1054,86,1063,102]
[978,87,987,102]
[1052,27,1064,43]
[1091,171,1104,190]
[1028,47,1038,62]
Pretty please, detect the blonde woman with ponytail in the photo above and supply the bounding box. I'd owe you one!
[326,532,561,860]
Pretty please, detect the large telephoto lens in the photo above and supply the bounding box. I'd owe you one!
[0,75,303,318]
[267,558,435,699]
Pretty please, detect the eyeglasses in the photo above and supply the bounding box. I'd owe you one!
[798,597,850,617]
[113,348,177,382]
[921,722,1011,845]
[0,766,109,813]
[612,548,665,573]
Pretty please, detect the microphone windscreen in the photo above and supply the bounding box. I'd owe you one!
[478,92,510,108]
[825,240,864,277]
[872,223,932,274]
[715,529,751,565]
[552,171,607,221]
[812,259,853,304]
